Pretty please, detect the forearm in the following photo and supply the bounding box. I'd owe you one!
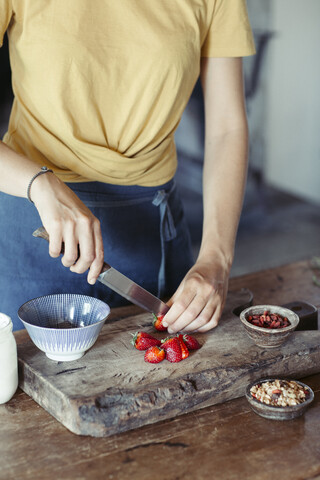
[198,124,249,270]
[0,140,63,207]
[198,56,249,271]
[0,140,41,198]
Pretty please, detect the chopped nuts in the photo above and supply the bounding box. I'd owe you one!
[250,379,310,407]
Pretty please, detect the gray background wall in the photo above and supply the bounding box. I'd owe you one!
[264,0,320,204]
[176,0,320,205]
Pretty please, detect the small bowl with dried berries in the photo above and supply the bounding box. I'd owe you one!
[246,378,314,420]
[240,305,299,348]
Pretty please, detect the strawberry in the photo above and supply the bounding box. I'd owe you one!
[152,313,167,332]
[144,346,165,364]
[182,334,201,351]
[161,336,182,363]
[178,334,189,360]
[131,331,161,351]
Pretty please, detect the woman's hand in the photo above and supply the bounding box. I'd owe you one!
[162,256,229,333]
[0,142,104,284]
[31,172,104,284]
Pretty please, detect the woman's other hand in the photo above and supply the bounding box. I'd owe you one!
[162,256,229,333]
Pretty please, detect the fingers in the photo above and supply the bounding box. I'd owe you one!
[35,178,104,283]
[87,221,104,284]
[48,222,63,258]
[61,222,80,268]
[69,218,104,282]
[46,217,104,283]
[162,266,228,334]
[164,293,204,333]
[69,218,95,273]
[164,296,220,334]
[187,302,222,333]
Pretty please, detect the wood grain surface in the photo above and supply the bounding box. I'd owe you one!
[1,260,320,480]
[17,283,320,437]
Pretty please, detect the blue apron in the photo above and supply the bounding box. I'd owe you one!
[0,179,194,330]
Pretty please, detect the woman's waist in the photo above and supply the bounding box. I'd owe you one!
[4,119,178,186]
[67,178,175,198]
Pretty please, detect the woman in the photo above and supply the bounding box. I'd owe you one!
[0,0,255,331]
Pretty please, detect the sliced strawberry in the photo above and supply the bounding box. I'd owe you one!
[160,336,172,350]
[144,346,165,364]
[161,336,182,363]
[152,313,167,332]
[182,334,201,350]
[131,331,161,351]
[178,334,189,360]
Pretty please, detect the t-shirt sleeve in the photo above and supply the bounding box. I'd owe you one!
[201,0,256,57]
[0,0,13,47]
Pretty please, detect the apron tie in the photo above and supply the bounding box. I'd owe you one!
[152,186,177,297]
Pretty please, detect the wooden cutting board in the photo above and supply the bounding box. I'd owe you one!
[17,289,320,437]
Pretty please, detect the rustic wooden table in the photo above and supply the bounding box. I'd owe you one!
[1,260,320,480]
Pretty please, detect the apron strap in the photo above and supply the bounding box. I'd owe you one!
[152,184,177,297]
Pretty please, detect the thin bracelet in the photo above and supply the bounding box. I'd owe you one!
[27,166,53,204]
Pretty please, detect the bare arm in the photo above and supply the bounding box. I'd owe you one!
[163,57,249,333]
[0,140,104,283]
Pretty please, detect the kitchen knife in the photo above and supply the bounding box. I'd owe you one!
[33,227,169,315]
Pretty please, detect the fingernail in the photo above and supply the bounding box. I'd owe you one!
[162,322,168,327]
[88,277,96,285]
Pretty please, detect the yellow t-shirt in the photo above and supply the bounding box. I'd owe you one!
[0,0,255,186]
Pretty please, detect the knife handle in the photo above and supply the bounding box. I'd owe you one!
[33,226,50,242]
[33,227,111,272]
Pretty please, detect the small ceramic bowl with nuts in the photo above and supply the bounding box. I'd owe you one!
[246,378,314,420]
[240,305,299,348]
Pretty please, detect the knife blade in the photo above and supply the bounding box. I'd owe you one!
[33,227,169,315]
[98,264,169,315]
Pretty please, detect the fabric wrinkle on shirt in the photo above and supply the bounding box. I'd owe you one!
[0,0,255,186]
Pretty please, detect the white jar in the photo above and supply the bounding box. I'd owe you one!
[0,313,18,404]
